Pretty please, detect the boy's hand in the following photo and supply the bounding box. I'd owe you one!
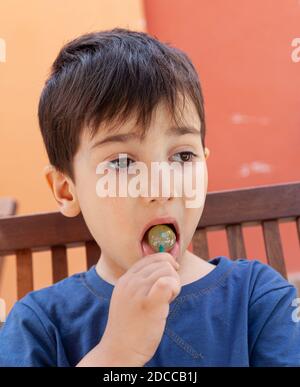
[100,253,181,366]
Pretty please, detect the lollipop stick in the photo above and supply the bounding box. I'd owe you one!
[159,244,165,252]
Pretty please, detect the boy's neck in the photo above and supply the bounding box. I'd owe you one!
[95,249,215,287]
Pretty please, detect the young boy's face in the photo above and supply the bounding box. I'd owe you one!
[45,96,209,279]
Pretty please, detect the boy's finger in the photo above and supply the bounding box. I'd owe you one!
[130,253,179,274]
[137,261,179,279]
[146,277,181,306]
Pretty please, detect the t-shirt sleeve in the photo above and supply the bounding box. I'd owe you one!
[248,263,300,367]
[0,300,57,367]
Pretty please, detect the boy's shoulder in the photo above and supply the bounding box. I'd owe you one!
[235,257,294,293]
[225,256,295,300]
[210,256,291,284]
[16,266,98,318]
[207,256,297,308]
[235,258,300,366]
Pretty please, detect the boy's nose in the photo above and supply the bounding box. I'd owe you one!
[137,159,179,203]
[147,194,173,205]
[142,178,175,204]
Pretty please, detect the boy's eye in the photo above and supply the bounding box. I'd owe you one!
[108,156,134,170]
[107,151,197,171]
[172,151,197,163]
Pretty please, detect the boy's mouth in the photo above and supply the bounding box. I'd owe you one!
[139,217,180,258]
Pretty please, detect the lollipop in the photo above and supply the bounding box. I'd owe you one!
[146,224,176,253]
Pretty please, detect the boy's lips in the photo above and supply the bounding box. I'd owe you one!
[141,237,180,258]
[139,216,180,258]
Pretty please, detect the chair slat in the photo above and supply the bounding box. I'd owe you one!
[192,228,209,260]
[0,198,17,284]
[226,224,247,259]
[262,220,287,278]
[199,181,300,228]
[0,212,92,255]
[16,249,33,299]
[51,245,68,283]
[85,241,101,269]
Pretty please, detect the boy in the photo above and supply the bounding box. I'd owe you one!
[0,28,299,367]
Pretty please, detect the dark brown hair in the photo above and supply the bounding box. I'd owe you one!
[38,28,206,183]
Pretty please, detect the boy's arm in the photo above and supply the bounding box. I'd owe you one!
[0,300,145,367]
[76,332,146,367]
[0,301,57,367]
[248,266,300,366]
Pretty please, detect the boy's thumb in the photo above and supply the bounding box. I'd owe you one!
[147,277,180,305]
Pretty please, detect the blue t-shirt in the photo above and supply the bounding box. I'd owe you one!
[0,256,299,367]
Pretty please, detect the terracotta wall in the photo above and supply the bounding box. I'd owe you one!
[144,0,300,274]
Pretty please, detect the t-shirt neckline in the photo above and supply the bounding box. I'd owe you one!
[84,256,233,301]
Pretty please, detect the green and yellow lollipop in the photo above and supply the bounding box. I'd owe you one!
[146,224,176,253]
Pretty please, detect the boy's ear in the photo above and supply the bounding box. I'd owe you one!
[204,147,210,160]
[43,164,81,218]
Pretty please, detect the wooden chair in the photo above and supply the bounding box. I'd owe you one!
[0,182,299,302]
[0,197,17,327]
[0,197,17,276]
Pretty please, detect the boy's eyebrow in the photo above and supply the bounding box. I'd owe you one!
[90,125,200,150]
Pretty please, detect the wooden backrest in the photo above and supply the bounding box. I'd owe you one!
[0,182,299,300]
[0,212,100,300]
[0,197,17,299]
[192,181,300,279]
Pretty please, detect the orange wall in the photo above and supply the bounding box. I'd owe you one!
[0,0,146,313]
[144,0,300,273]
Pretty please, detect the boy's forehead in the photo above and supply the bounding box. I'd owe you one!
[82,96,200,149]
